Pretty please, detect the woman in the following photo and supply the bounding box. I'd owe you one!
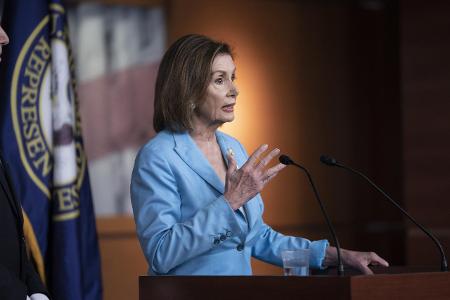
[131,34,388,275]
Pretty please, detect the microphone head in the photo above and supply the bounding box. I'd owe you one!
[279,154,294,165]
[320,154,337,166]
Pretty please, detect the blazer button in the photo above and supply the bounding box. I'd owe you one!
[225,230,232,237]
[236,244,244,251]
[220,234,226,241]
[214,238,220,245]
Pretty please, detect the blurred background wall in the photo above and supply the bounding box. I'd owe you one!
[10,0,447,299]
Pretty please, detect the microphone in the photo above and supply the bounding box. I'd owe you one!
[279,154,345,275]
[320,154,448,272]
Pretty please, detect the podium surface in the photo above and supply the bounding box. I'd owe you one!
[139,268,450,300]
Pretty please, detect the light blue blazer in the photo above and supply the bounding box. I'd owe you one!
[131,130,328,275]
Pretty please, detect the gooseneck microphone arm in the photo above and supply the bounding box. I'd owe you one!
[279,155,345,276]
[320,155,448,272]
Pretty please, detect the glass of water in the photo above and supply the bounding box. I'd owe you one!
[281,249,310,276]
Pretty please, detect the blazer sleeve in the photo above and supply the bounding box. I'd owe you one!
[131,146,242,274]
[250,215,329,269]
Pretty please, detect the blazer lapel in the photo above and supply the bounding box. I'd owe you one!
[216,132,257,229]
[173,131,259,230]
[173,131,225,194]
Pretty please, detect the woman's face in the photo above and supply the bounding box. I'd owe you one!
[194,54,239,128]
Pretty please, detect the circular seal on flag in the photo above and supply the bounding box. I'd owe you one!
[11,4,86,221]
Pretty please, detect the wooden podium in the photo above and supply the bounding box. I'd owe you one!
[139,267,450,300]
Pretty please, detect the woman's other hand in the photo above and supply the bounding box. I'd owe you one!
[224,144,286,210]
[324,246,389,275]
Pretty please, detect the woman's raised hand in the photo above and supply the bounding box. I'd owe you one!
[224,144,286,210]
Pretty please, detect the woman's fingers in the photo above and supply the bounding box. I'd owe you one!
[359,264,374,275]
[245,144,268,168]
[368,252,389,267]
[244,145,286,186]
[266,163,287,176]
[325,247,389,275]
[257,148,281,170]
[342,249,389,275]
[244,145,284,174]
[226,152,237,177]
[262,163,286,185]
[224,144,286,209]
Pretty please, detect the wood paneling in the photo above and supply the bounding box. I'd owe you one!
[401,0,450,265]
[97,217,147,300]
[167,1,403,268]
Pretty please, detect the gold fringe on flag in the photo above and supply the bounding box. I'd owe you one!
[22,209,47,285]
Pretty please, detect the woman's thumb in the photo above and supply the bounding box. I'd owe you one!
[226,151,237,176]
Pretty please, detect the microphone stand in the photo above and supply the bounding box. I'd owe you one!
[320,155,448,272]
[280,155,345,276]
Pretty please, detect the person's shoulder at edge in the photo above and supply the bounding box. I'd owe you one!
[138,130,175,155]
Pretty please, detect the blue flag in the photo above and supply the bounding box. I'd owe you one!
[0,0,103,299]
